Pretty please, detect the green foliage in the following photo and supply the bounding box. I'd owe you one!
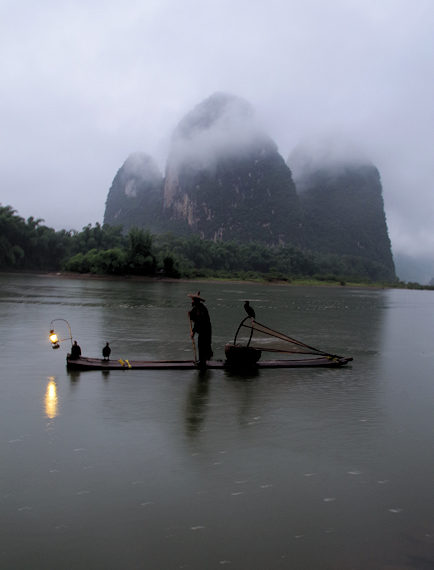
[152,233,393,282]
[68,223,125,255]
[125,228,156,275]
[63,248,127,274]
[0,205,70,270]
[0,205,127,272]
[161,256,181,278]
[62,228,157,276]
[0,203,400,284]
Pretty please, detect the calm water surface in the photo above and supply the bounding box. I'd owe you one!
[1,274,433,569]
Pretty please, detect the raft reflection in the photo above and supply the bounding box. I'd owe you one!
[45,377,58,419]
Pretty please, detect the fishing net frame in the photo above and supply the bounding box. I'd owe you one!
[232,317,340,358]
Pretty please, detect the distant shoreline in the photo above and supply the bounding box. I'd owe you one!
[1,270,392,289]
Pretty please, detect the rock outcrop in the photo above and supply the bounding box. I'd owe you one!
[102,94,396,281]
[162,93,301,244]
[289,140,395,280]
[103,153,163,232]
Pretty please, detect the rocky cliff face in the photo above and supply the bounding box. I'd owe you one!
[288,142,395,280]
[162,93,301,244]
[103,153,164,232]
[102,95,396,281]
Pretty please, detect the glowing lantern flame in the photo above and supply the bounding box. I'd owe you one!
[48,320,72,350]
[49,329,60,349]
[49,330,58,343]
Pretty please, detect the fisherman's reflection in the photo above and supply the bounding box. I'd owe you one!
[67,369,81,383]
[185,375,209,436]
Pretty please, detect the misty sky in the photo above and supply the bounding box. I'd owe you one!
[1,0,433,259]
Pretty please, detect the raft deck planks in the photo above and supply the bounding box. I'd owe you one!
[66,355,352,371]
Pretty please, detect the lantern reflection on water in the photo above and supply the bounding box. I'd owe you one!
[45,377,58,419]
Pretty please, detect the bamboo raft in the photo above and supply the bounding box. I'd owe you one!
[66,354,352,371]
[60,314,353,373]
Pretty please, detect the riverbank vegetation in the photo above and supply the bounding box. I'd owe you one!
[0,204,431,289]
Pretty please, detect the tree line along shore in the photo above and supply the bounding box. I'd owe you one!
[0,204,430,289]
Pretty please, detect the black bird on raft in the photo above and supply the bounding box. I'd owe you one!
[244,300,256,319]
[102,342,111,360]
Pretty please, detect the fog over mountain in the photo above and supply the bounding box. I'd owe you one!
[289,135,372,184]
[288,140,395,279]
[104,92,395,281]
[167,93,265,170]
[162,93,301,244]
[105,93,302,244]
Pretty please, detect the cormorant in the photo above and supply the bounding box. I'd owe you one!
[102,342,111,360]
[244,300,256,319]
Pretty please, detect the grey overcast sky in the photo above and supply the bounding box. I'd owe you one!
[1,0,433,258]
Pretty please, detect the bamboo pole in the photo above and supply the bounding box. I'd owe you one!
[188,314,198,362]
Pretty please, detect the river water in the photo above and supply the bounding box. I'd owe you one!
[0,273,433,569]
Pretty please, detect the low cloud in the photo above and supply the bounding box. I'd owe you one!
[167,93,273,173]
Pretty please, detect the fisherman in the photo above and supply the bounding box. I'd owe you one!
[70,340,82,360]
[188,291,213,369]
[102,342,111,361]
